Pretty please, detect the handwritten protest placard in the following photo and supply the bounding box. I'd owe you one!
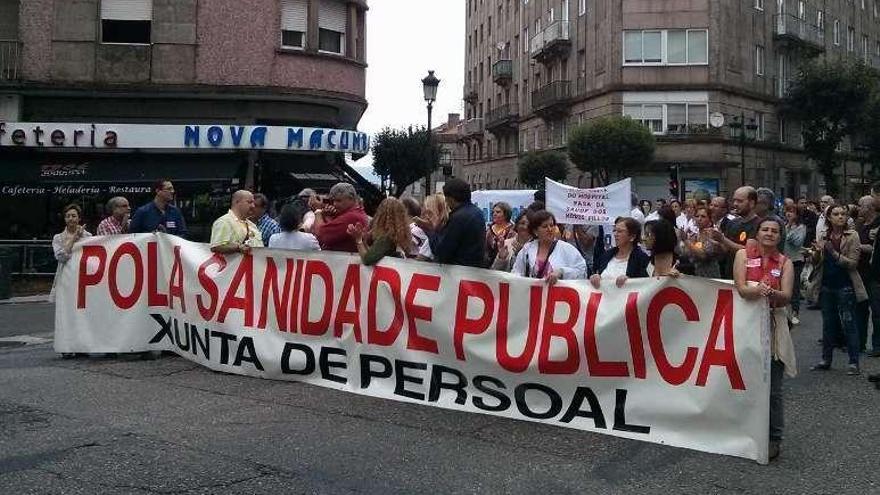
[545,178,631,225]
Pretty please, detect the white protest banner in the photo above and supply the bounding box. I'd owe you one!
[56,234,772,463]
[471,189,537,224]
[545,178,632,225]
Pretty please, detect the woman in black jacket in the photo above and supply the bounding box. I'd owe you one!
[590,217,650,288]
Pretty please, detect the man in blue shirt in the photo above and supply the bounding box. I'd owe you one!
[251,193,280,246]
[129,179,188,238]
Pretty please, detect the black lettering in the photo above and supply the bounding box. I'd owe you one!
[281,343,315,375]
[74,129,84,146]
[32,126,44,146]
[472,375,511,412]
[174,321,190,351]
[210,330,237,365]
[11,129,25,145]
[50,129,65,146]
[612,389,650,434]
[393,359,427,401]
[148,313,173,344]
[427,365,467,405]
[319,347,347,384]
[191,325,210,359]
[560,386,607,428]
[233,337,264,370]
[514,383,563,420]
[359,354,392,388]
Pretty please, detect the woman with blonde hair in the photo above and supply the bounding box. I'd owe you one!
[415,193,449,261]
[347,197,412,265]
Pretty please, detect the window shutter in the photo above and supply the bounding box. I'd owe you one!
[101,0,152,21]
[282,0,308,32]
[319,0,348,33]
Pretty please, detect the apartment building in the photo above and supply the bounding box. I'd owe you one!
[458,0,880,201]
[0,0,373,241]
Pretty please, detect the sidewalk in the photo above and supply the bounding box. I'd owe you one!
[0,294,50,305]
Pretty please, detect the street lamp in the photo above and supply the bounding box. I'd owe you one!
[422,70,440,196]
[440,149,453,177]
[729,112,759,186]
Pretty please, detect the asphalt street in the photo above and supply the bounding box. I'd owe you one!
[0,300,879,494]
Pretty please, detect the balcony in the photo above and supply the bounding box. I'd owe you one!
[530,20,571,62]
[485,103,519,133]
[463,85,478,105]
[660,124,723,140]
[0,40,22,82]
[531,80,572,117]
[772,76,795,98]
[773,14,825,53]
[492,60,513,85]
[462,118,485,139]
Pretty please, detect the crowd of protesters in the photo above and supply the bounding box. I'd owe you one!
[53,175,880,459]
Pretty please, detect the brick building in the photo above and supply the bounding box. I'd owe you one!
[458,0,879,202]
[0,0,373,241]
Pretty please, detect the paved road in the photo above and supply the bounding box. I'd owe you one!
[0,302,878,494]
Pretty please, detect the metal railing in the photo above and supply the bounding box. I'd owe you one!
[0,240,57,276]
[463,118,485,136]
[774,14,824,49]
[485,103,519,127]
[492,59,513,82]
[0,40,22,81]
[529,21,571,57]
[531,80,572,111]
[772,76,794,98]
[662,124,722,137]
[463,85,478,104]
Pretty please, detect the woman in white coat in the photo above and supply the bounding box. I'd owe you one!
[512,210,586,284]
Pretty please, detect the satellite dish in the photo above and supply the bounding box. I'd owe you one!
[709,112,725,129]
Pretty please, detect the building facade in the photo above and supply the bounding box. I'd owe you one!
[459,0,880,202]
[0,0,372,241]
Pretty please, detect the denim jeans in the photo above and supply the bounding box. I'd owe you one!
[820,286,861,366]
[770,359,784,442]
[856,279,880,352]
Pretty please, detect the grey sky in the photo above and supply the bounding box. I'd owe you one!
[350,0,465,182]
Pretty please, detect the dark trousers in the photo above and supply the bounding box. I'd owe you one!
[791,261,804,313]
[821,287,861,366]
[770,359,784,442]
[856,278,880,352]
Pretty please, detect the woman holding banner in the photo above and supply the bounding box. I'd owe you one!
[590,217,650,288]
[732,216,795,461]
[485,202,516,267]
[348,198,412,265]
[511,210,586,284]
[491,211,531,272]
[51,204,92,305]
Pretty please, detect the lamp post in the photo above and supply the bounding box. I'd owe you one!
[422,70,440,197]
[729,112,759,186]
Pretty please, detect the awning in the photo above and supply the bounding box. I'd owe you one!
[0,153,245,184]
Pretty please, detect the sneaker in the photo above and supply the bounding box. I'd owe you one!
[790,315,800,325]
[769,440,781,460]
[811,361,831,371]
[868,350,880,358]
[847,364,860,376]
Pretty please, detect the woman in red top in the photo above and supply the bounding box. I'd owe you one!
[733,217,795,462]
[485,202,515,267]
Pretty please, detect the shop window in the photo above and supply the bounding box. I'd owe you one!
[101,0,152,44]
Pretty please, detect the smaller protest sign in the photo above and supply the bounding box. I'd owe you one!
[545,178,631,226]
[471,189,537,224]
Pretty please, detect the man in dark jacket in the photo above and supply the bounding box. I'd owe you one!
[429,179,486,268]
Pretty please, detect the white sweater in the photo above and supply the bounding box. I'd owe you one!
[512,240,587,280]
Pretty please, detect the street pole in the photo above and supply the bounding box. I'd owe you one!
[425,101,433,197]
[739,111,746,187]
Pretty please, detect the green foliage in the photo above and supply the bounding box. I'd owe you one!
[371,126,440,197]
[567,116,655,186]
[784,60,876,197]
[516,151,569,189]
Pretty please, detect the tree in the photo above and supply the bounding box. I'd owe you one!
[516,151,569,189]
[567,116,655,186]
[371,126,439,197]
[783,60,876,197]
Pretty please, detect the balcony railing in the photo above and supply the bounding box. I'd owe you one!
[492,60,513,84]
[531,80,572,112]
[530,20,571,60]
[485,103,519,130]
[773,14,825,52]
[463,118,485,137]
[463,85,478,104]
[772,76,795,98]
[662,124,722,138]
[0,40,22,81]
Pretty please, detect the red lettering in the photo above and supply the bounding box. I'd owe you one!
[217,255,255,328]
[287,259,306,333]
[333,264,363,342]
[108,242,143,309]
[453,281,494,361]
[404,273,440,354]
[168,246,186,313]
[538,285,581,374]
[300,260,333,335]
[647,287,700,386]
[696,290,746,390]
[77,245,107,308]
[584,292,629,377]
[367,266,405,346]
[625,292,647,379]
[258,258,294,331]
[496,285,541,372]
[196,254,226,321]
[147,241,168,307]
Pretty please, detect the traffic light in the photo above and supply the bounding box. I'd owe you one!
[668,165,680,200]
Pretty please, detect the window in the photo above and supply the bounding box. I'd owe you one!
[755,45,765,76]
[579,0,586,16]
[318,0,347,54]
[817,11,824,31]
[756,113,765,141]
[779,117,786,144]
[755,0,764,10]
[281,0,308,49]
[797,0,805,19]
[864,35,870,62]
[848,26,855,52]
[101,0,152,44]
[833,20,840,45]
[623,29,708,65]
[623,104,664,134]
[524,27,529,53]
